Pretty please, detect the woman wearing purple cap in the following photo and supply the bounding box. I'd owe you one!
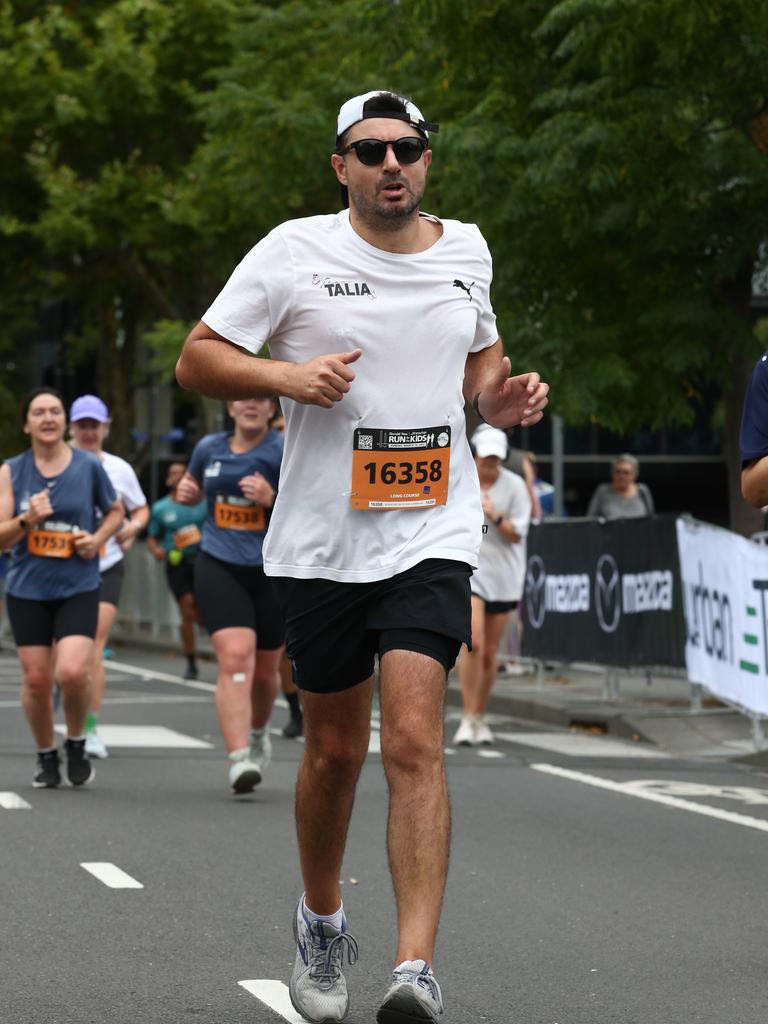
[69,394,149,759]
[0,388,122,788]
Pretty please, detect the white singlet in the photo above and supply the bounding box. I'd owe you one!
[203,210,498,583]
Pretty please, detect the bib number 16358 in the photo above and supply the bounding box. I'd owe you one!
[350,426,451,510]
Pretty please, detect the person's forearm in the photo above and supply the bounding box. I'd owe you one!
[0,511,29,548]
[176,335,294,400]
[93,508,124,546]
[462,339,504,406]
[742,458,768,508]
[146,537,164,559]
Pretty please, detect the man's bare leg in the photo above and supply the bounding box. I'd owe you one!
[379,650,449,965]
[296,678,374,914]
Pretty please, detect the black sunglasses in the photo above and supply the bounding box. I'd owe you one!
[339,136,428,166]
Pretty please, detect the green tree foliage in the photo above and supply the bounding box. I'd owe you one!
[411,0,768,429]
[0,0,242,450]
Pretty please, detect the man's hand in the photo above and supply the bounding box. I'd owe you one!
[284,350,363,408]
[476,357,549,428]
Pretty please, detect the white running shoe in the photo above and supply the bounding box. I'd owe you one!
[249,728,272,776]
[289,898,358,1023]
[453,715,476,746]
[228,748,262,794]
[473,717,495,746]
[85,730,109,759]
[377,959,443,1024]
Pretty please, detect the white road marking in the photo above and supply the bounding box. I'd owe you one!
[80,862,144,888]
[623,779,768,805]
[531,763,768,835]
[0,792,31,809]
[106,659,217,693]
[54,725,212,749]
[477,749,506,759]
[238,980,304,1023]
[498,731,668,758]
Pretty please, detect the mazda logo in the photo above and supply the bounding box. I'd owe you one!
[595,554,621,633]
[525,555,547,629]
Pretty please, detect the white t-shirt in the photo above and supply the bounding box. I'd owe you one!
[99,452,147,572]
[203,210,498,582]
[472,467,531,602]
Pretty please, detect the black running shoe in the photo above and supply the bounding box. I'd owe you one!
[64,738,94,786]
[33,749,61,789]
[282,715,303,739]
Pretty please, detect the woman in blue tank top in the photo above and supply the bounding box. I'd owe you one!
[177,397,284,795]
[0,388,122,790]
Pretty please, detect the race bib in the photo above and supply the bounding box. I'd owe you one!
[214,495,265,531]
[27,528,75,559]
[350,426,451,510]
[174,524,202,549]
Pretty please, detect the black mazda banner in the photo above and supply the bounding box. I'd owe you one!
[521,515,685,668]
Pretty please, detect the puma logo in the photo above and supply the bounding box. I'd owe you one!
[453,279,475,301]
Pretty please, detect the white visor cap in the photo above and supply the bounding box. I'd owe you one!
[472,425,509,461]
[336,91,437,141]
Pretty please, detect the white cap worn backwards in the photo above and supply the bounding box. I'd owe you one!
[336,90,439,143]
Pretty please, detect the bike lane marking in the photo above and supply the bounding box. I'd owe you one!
[531,763,768,834]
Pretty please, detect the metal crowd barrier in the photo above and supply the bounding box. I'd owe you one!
[111,543,213,654]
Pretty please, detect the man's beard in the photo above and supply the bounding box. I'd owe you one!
[348,180,424,230]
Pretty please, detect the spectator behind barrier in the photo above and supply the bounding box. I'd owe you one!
[587,454,654,519]
[740,351,768,510]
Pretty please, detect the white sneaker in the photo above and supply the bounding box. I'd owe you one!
[377,959,443,1023]
[289,898,358,1023]
[249,728,272,775]
[473,717,495,746]
[228,748,262,794]
[85,730,109,759]
[453,715,476,746]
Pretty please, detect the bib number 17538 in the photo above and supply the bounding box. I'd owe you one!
[350,426,451,510]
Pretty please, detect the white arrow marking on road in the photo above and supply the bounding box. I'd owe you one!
[531,763,768,835]
[238,980,305,1023]
[80,863,144,888]
[0,792,31,809]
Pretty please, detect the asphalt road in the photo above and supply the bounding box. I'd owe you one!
[2,647,768,1024]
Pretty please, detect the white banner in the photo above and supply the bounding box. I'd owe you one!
[676,517,768,716]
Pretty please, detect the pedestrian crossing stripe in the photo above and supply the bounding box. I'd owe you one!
[53,725,212,749]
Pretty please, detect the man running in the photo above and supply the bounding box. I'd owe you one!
[176,90,549,1023]
[146,461,207,680]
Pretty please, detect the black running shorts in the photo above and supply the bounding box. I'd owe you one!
[270,558,472,694]
[194,550,284,649]
[7,588,100,646]
[99,560,125,608]
[480,598,518,615]
[165,557,196,600]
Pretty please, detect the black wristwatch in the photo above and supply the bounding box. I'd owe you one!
[19,513,30,531]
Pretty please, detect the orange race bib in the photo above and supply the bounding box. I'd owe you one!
[214,495,265,532]
[174,524,202,549]
[27,528,75,559]
[350,426,451,511]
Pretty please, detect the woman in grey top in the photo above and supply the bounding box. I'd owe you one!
[587,454,654,519]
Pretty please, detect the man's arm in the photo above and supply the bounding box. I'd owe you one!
[176,322,362,408]
[463,339,549,429]
[742,459,768,508]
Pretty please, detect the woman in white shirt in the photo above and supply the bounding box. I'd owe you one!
[455,426,531,746]
[70,395,149,758]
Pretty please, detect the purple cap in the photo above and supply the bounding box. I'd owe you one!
[69,394,109,423]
